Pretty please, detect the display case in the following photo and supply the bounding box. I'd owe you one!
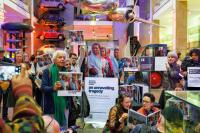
[165,91,200,133]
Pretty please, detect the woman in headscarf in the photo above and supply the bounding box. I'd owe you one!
[100,46,114,77]
[88,43,107,77]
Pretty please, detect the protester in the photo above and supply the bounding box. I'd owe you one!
[41,50,69,127]
[103,94,131,133]
[14,50,23,66]
[162,51,181,90]
[137,93,160,116]
[0,64,45,132]
[0,47,13,120]
[181,48,200,90]
[130,93,160,133]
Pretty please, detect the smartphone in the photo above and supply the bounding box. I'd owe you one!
[0,66,21,80]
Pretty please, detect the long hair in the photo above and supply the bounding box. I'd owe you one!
[117,94,131,112]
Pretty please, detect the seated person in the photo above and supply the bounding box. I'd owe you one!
[103,94,132,133]
[131,104,183,133]
[130,93,160,133]
[137,93,160,116]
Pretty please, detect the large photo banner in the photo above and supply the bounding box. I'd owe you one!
[85,77,118,124]
[87,41,119,78]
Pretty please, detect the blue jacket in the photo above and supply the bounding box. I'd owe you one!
[41,68,54,114]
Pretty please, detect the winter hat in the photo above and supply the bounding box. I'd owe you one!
[167,51,178,60]
[13,95,42,120]
[13,85,33,99]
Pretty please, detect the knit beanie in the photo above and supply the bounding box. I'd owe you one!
[167,51,178,60]
[13,85,32,99]
[13,95,42,120]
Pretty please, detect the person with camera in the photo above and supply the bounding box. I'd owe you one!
[0,47,13,120]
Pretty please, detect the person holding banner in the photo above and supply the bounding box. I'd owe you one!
[103,94,132,133]
[41,50,69,127]
[181,48,200,90]
[88,43,106,77]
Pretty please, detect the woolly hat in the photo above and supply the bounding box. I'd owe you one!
[13,85,33,99]
[167,51,178,59]
[13,95,42,120]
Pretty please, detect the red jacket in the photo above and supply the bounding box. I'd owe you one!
[137,106,160,116]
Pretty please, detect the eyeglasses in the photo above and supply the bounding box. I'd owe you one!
[66,64,71,66]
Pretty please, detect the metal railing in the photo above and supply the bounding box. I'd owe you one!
[10,0,29,13]
[153,0,170,14]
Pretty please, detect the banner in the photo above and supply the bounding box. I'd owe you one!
[87,41,119,77]
[85,77,118,124]
[154,57,167,71]
[58,72,83,96]
[68,30,86,46]
[187,67,200,87]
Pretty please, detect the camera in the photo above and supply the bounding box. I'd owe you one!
[0,66,21,80]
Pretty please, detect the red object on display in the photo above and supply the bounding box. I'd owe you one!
[150,72,162,88]
[37,29,65,41]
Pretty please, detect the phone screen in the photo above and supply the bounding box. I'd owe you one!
[0,66,21,80]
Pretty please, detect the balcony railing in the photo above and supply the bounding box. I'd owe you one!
[154,0,170,14]
[9,0,29,13]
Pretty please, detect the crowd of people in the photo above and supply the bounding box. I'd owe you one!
[0,44,199,133]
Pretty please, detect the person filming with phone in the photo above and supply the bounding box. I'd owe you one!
[0,47,13,120]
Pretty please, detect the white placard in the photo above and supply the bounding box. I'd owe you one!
[84,77,118,124]
[187,67,200,87]
[154,56,167,71]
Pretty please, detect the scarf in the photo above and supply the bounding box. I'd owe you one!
[88,53,103,77]
[50,64,67,126]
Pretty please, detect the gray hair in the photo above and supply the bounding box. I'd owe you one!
[52,50,67,62]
